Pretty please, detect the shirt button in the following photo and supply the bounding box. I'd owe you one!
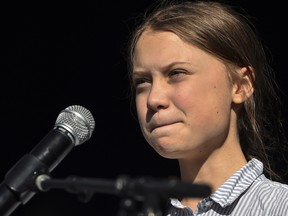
[205,200,213,208]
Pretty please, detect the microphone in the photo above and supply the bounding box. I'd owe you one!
[0,105,95,216]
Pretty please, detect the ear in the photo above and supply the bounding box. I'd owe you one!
[232,66,254,104]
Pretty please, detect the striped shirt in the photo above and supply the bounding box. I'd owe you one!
[166,158,288,215]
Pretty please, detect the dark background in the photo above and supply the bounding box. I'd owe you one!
[0,1,287,215]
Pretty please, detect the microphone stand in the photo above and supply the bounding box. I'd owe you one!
[36,174,211,216]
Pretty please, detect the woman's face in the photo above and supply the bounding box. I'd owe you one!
[132,31,237,160]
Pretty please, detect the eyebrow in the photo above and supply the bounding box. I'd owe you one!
[133,61,191,75]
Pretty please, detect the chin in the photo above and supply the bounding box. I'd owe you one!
[151,143,180,159]
[157,150,179,159]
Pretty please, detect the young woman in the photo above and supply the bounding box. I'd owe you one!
[126,1,288,215]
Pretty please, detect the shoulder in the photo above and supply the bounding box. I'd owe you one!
[235,175,288,215]
[238,175,288,214]
[254,175,288,193]
[251,175,288,207]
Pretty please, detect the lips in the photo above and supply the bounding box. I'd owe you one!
[149,121,180,132]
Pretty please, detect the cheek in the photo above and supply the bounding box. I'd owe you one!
[174,82,232,121]
[135,96,147,123]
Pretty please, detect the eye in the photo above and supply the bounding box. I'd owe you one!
[168,70,187,79]
[133,78,150,87]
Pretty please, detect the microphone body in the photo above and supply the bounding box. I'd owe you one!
[0,105,95,216]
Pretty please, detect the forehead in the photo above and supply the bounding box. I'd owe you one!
[133,31,226,71]
[133,31,195,66]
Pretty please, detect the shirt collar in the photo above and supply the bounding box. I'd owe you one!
[210,158,263,207]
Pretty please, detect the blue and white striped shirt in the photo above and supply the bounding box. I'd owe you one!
[166,158,288,215]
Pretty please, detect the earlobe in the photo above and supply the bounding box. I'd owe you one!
[232,66,254,104]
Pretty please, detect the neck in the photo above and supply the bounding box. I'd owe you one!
[178,141,247,192]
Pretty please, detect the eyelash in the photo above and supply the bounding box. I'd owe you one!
[169,70,186,78]
[133,70,187,87]
[133,78,149,87]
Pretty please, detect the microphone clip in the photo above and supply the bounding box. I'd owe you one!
[4,154,50,204]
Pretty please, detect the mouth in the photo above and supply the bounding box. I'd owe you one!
[149,121,180,132]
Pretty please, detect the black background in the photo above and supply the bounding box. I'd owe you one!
[0,1,287,215]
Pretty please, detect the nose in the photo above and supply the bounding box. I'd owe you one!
[147,80,169,112]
